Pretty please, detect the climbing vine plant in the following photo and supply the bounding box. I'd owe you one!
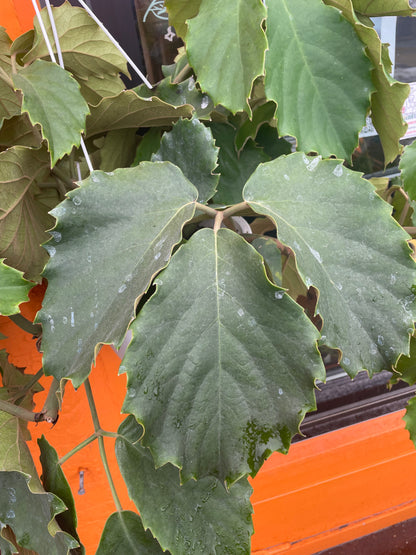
[1,0,416,552]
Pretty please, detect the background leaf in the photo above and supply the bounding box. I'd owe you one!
[38,163,197,387]
[96,511,166,555]
[351,0,415,15]
[210,122,270,205]
[122,228,324,484]
[12,60,89,166]
[265,0,372,159]
[23,3,128,80]
[116,416,253,555]
[38,436,84,554]
[244,153,416,376]
[152,117,219,202]
[0,471,78,555]
[86,91,193,138]
[0,146,53,281]
[400,140,416,202]
[186,0,267,114]
[165,0,202,38]
[0,261,31,316]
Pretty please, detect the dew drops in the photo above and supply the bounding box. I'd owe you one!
[275,291,284,300]
[284,174,290,181]
[154,252,161,261]
[201,95,209,109]
[309,246,322,263]
[70,309,75,327]
[62,316,68,324]
[72,196,82,206]
[118,284,127,294]
[188,77,195,91]
[50,231,62,242]
[390,274,397,285]
[370,343,378,355]
[8,488,16,503]
[90,311,94,318]
[45,245,56,257]
[333,164,343,177]
[377,335,385,346]
[6,510,15,520]
[343,357,351,366]
[278,388,283,395]
[305,277,312,287]
[105,171,114,176]
[128,388,136,398]
[335,282,343,291]
[306,156,321,172]
[302,153,309,165]
[238,308,245,317]
[91,173,100,182]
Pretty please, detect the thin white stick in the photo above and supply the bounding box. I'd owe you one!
[40,0,94,173]
[76,0,153,89]
[31,0,57,63]
[44,0,64,68]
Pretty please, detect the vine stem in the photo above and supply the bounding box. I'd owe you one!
[222,201,250,219]
[84,379,123,512]
[172,63,192,84]
[8,314,42,337]
[195,202,218,218]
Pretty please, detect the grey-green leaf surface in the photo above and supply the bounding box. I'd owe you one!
[186,0,267,114]
[243,153,416,376]
[152,118,219,202]
[38,163,197,387]
[86,91,194,138]
[122,228,324,484]
[23,3,128,79]
[0,145,54,281]
[12,60,89,166]
[265,0,372,159]
[96,511,166,555]
[210,122,270,205]
[116,416,253,554]
[0,471,78,555]
[38,436,83,553]
[0,260,31,316]
[400,140,416,202]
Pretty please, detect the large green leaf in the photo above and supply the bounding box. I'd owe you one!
[265,0,372,159]
[116,416,253,554]
[76,73,125,106]
[152,117,219,203]
[210,122,270,205]
[0,146,54,281]
[122,228,324,484]
[400,140,416,202]
[12,60,89,166]
[243,153,416,376]
[186,0,267,114]
[86,91,194,138]
[0,471,78,554]
[0,260,31,316]
[38,163,197,387]
[23,3,128,79]
[165,0,202,38]
[96,511,165,555]
[351,0,415,15]
[38,436,83,553]
[325,0,409,164]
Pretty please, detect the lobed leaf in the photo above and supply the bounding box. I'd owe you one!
[96,511,166,555]
[0,471,78,555]
[152,117,219,203]
[12,60,90,166]
[186,0,267,114]
[244,152,416,376]
[23,3,128,79]
[86,90,194,137]
[116,416,253,554]
[265,0,372,159]
[38,162,197,387]
[122,228,324,484]
[0,146,54,281]
[351,0,415,15]
[0,260,32,316]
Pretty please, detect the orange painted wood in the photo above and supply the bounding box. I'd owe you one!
[0,0,38,40]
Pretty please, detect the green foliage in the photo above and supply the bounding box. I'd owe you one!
[1,2,416,554]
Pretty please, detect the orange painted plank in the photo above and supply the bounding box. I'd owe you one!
[0,0,37,40]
